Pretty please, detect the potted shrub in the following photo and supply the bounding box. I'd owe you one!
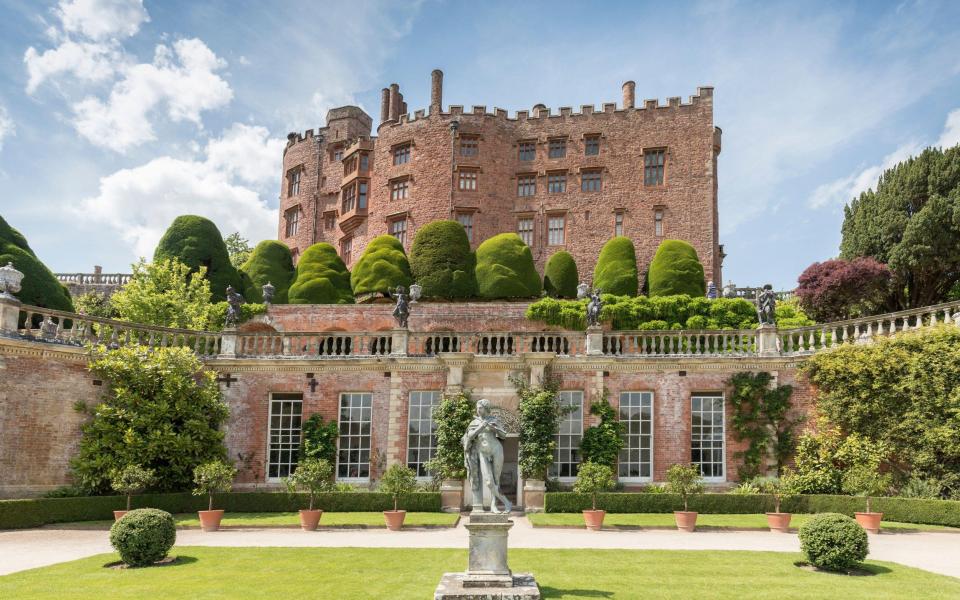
[842,463,892,534]
[192,460,236,532]
[285,458,333,531]
[759,471,799,532]
[109,464,155,521]
[379,464,417,531]
[666,463,703,532]
[573,462,615,530]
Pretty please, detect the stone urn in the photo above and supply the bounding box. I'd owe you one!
[765,512,792,533]
[674,511,698,532]
[855,511,883,534]
[299,509,323,531]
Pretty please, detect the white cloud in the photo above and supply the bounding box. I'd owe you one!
[57,0,149,41]
[808,142,922,209]
[937,108,960,149]
[24,40,122,94]
[0,103,13,151]
[204,123,286,186]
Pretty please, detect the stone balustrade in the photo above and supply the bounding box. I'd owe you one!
[602,330,758,356]
[54,273,132,285]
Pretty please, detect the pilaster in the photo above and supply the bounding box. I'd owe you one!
[385,370,404,467]
[0,296,21,334]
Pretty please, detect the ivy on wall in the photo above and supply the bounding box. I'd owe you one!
[513,373,572,481]
[728,371,801,480]
[424,390,474,481]
[300,414,339,464]
[579,392,625,469]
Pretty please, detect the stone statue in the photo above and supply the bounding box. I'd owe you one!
[392,285,410,328]
[261,281,275,306]
[586,289,603,328]
[757,284,777,326]
[462,399,512,514]
[225,285,245,328]
[576,282,590,300]
[723,281,737,298]
[706,280,717,299]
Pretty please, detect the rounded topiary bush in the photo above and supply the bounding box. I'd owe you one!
[476,233,542,299]
[109,508,177,567]
[798,513,869,572]
[409,220,477,299]
[288,243,354,304]
[351,235,413,297]
[543,251,578,298]
[648,239,705,298]
[240,240,295,304]
[154,215,241,302]
[593,237,638,296]
[0,214,73,311]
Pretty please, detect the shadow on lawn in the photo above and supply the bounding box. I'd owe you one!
[102,555,199,570]
[540,587,614,598]
[793,561,892,577]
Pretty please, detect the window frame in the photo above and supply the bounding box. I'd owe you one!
[581,169,602,192]
[584,135,601,156]
[458,168,479,192]
[644,148,666,186]
[654,208,664,237]
[390,177,410,201]
[547,214,566,246]
[549,391,584,481]
[547,171,567,194]
[459,135,479,158]
[323,211,337,231]
[389,217,408,245]
[518,141,536,162]
[340,236,353,264]
[266,393,303,481]
[517,217,534,247]
[517,174,536,197]
[456,212,474,242]
[618,391,653,483]
[614,211,624,237]
[393,143,412,166]
[407,390,442,479]
[548,137,567,159]
[691,393,726,482]
[284,206,300,237]
[337,392,373,482]
[287,168,302,197]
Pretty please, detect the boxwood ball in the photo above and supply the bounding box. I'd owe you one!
[109,508,177,567]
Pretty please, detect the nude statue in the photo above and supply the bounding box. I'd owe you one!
[462,399,513,514]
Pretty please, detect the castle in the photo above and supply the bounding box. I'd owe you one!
[279,70,723,284]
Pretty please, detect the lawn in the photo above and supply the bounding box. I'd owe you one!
[2,547,958,599]
[528,513,958,532]
[49,511,460,530]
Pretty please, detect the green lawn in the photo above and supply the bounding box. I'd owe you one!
[49,511,460,530]
[528,512,958,532]
[2,548,958,599]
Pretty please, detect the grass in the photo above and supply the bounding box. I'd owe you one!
[49,512,460,530]
[527,513,958,532]
[2,547,958,599]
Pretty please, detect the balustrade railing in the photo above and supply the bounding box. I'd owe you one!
[235,332,393,358]
[603,330,758,356]
[55,273,132,285]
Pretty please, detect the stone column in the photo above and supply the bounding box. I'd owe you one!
[388,83,400,122]
[385,371,404,467]
[622,80,636,109]
[0,296,21,334]
[430,69,443,114]
[391,328,409,356]
[379,88,390,124]
[586,325,604,356]
[756,324,779,357]
[439,352,472,393]
[219,327,238,358]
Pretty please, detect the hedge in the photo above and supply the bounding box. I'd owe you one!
[543,493,960,527]
[240,240,295,304]
[648,239,705,298]
[543,251,578,299]
[350,235,413,297]
[154,215,242,302]
[409,220,477,299]
[288,243,354,304]
[0,492,441,529]
[0,214,73,312]
[593,236,638,296]
[475,233,542,299]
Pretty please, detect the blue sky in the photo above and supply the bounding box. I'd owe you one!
[0,0,958,289]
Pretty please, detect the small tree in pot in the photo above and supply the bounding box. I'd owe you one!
[842,463,892,534]
[379,464,417,531]
[573,462,615,530]
[666,463,703,532]
[192,460,236,532]
[758,470,800,532]
[109,465,156,520]
[285,458,333,531]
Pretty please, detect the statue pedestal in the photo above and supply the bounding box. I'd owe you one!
[391,327,408,356]
[585,325,604,356]
[0,295,21,335]
[756,324,779,357]
[219,327,238,357]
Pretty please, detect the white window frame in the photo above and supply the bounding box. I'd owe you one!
[691,393,726,482]
[654,209,664,237]
[549,391,583,481]
[517,218,534,247]
[266,393,303,482]
[337,392,372,482]
[457,212,474,242]
[458,169,478,191]
[618,391,653,483]
[390,218,408,245]
[614,211,624,237]
[548,215,565,245]
[407,391,441,479]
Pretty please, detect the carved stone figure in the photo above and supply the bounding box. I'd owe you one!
[40,316,59,340]
[462,399,512,514]
[576,282,590,300]
[225,285,245,328]
[757,284,777,326]
[392,285,410,328]
[706,280,718,299]
[261,281,275,306]
[586,289,603,327]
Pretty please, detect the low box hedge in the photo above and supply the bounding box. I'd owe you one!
[544,493,960,527]
[0,492,441,530]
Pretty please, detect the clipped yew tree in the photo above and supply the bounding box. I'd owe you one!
[593,236,638,296]
[648,239,706,297]
[543,251,578,298]
[476,233,542,299]
[0,214,73,311]
[350,235,413,297]
[153,215,241,302]
[240,240,295,304]
[409,220,477,299]
[288,243,354,304]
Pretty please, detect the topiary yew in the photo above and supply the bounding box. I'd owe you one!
[153,215,241,302]
[476,233,542,299]
[798,513,869,571]
[288,243,354,304]
[648,239,705,297]
[240,240,295,304]
[409,220,477,299]
[0,214,73,311]
[350,235,413,297]
[593,237,638,296]
[109,508,176,567]
[543,251,579,298]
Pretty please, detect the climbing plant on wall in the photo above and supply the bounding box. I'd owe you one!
[300,414,339,463]
[425,390,474,480]
[728,371,801,480]
[513,373,571,481]
[579,392,624,469]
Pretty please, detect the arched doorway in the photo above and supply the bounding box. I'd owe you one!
[490,407,521,507]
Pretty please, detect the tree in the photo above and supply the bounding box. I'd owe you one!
[758,471,800,514]
[74,291,115,319]
[240,240,295,303]
[795,258,892,321]
[840,145,960,309]
[288,243,354,304]
[110,465,156,511]
[74,346,229,494]
[593,237,638,296]
[648,239,705,297]
[379,464,417,512]
[0,214,73,311]
[573,462,616,511]
[475,233,542,299]
[109,258,213,329]
[579,396,624,469]
[225,232,253,269]
[665,464,704,512]
[154,215,241,302]
[543,251,579,298]
[350,235,413,297]
[514,375,568,480]
[409,220,477,299]
[842,463,893,514]
[285,458,334,510]
[192,460,236,511]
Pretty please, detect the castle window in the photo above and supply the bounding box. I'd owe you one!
[267,393,302,479]
[581,169,602,192]
[548,138,567,159]
[517,174,536,197]
[393,143,411,165]
[457,212,474,242]
[324,212,336,231]
[360,153,369,172]
[287,168,301,197]
[340,237,353,264]
[692,394,725,481]
[548,214,565,245]
[344,155,357,174]
[391,178,410,201]
[337,392,372,480]
[390,218,408,245]
[284,206,300,237]
[655,209,664,237]
[458,169,478,191]
[615,211,624,237]
[619,391,653,480]
[358,181,368,209]
[584,135,601,156]
[644,149,666,186]
[341,184,356,213]
[549,391,583,479]
[459,135,479,157]
[518,141,536,161]
[547,172,567,193]
[407,391,441,477]
[333,149,343,162]
[517,218,534,246]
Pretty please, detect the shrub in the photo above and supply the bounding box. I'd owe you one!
[795,257,892,321]
[515,377,567,480]
[593,237,638,296]
[648,239,705,297]
[192,461,236,511]
[110,465,156,511]
[728,371,800,480]
[350,235,413,297]
[0,214,73,311]
[579,396,624,468]
[475,233,542,299]
[898,477,943,499]
[573,462,616,510]
[426,391,474,480]
[288,243,354,304]
[543,251,579,298]
[285,458,333,510]
[409,220,477,299]
[240,240,295,303]
[109,508,176,567]
[300,414,339,463]
[666,464,704,512]
[74,291,114,318]
[758,471,800,513]
[798,513,869,572]
[111,258,213,329]
[379,464,417,511]
[153,215,241,302]
[842,463,893,513]
[225,232,253,269]
[731,482,761,495]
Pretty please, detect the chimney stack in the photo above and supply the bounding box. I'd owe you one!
[380,88,390,123]
[622,81,636,109]
[388,83,400,122]
[399,91,407,117]
[430,69,443,114]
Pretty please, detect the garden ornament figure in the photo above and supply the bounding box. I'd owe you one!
[0,262,24,300]
[40,316,58,340]
[409,282,422,303]
[393,285,410,328]
[225,285,245,328]
[586,289,603,327]
[757,284,777,326]
[706,280,718,299]
[462,399,512,514]
[261,281,275,307]
[576,282,590,300]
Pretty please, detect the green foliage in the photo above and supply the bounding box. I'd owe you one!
[757,471,801,513]
[515,376,568,480]
[109,508,176,567]
[648,239,705,298]
[240,240,295,303]
[842,463,893,513]
[379,464,417,511]
[350,235,413,297]
[225,232,253,269]
[74,291,114,319]
[0,214,73,311]
[111,259,213,329]
[153,215,241,302]
[579,395,624,468]
[192,461,236,511]
[898,477,943,500]
[791,423,891,495]
[409,220,478,299]
[798,513,869,572]
[728,371,801,480]
[804,326,960,496]
[665,464,704,511]
[300,414,339,464]
[206,302,266,331]
[774,298,816,328]
[426,391,474,480]
[285,458,334,510]
[110,465,156,511]
[543,251,579,298]
[73,346,228,494]
[573,462,616,510]
[288,243,354,304]
[731,482,761,495]
[475,233,542,299]
[593,237,639,296]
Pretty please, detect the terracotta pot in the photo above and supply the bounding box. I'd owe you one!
[299,509,323,531]
[765,512,792,532]
[383,510,407,531]
[582,509,606,531]
[198,509,225,532]
[113,510,128,521]
[855,511,883,534]
[674,511,698,532]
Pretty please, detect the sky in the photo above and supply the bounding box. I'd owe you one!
[0,0,959,290]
